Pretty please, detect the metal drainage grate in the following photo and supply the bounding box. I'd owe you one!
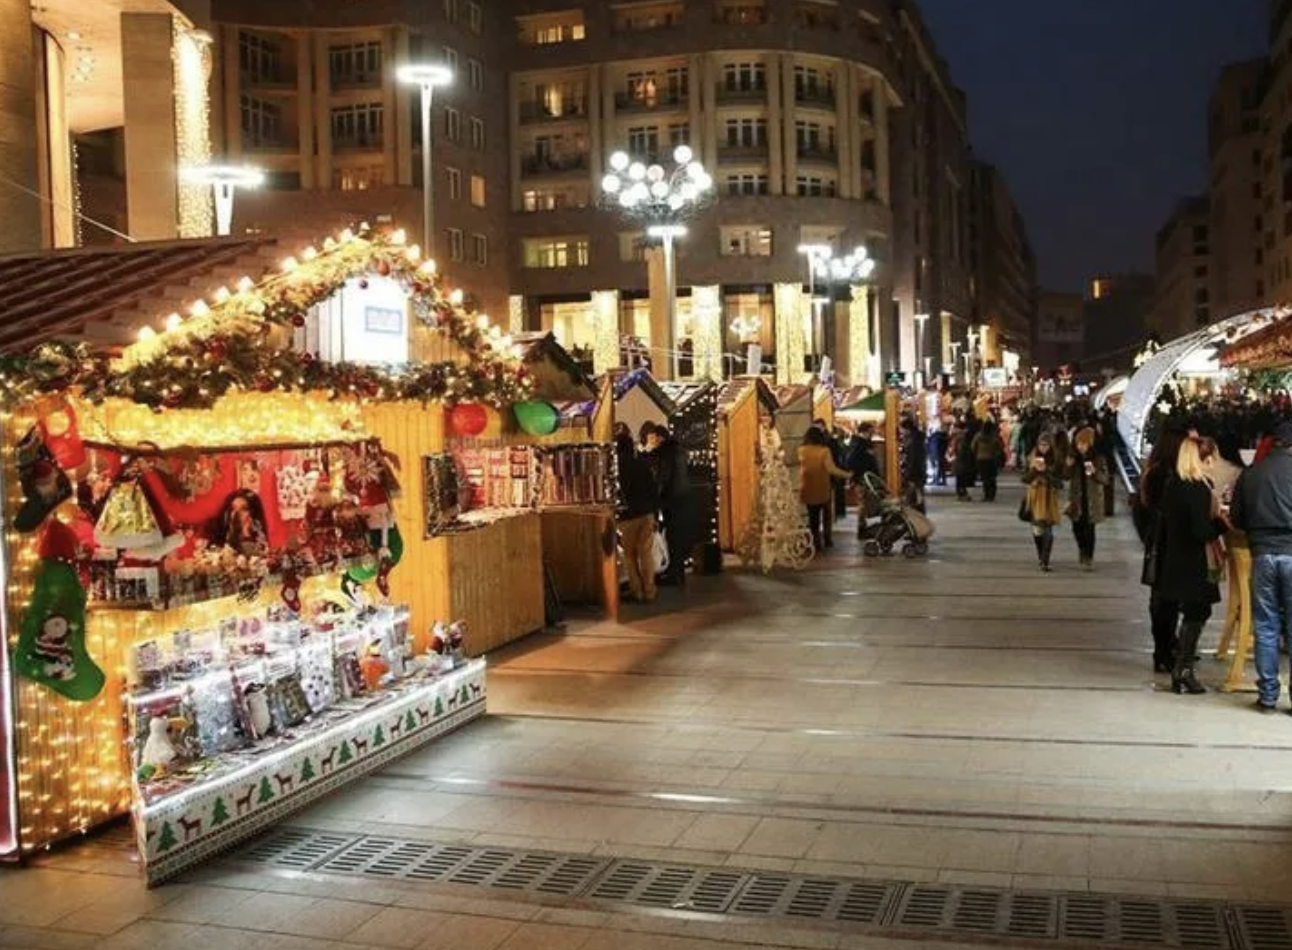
[586,861,747,913]
[228,828,1290,950]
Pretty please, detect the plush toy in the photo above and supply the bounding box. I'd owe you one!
[139,716,177,773]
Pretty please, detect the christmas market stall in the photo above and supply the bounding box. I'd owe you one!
[613,368,677,442]
[658,380,722,573]
[715,377,779,552]
[0,228,546,884]
[773,383,835,467]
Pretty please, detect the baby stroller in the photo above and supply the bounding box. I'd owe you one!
[857,472,935,558]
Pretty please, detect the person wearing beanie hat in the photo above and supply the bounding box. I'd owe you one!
[1231,420,1292,714]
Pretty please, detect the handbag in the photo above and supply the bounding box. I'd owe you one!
[1017,494,1031,523]
[1205,538,1227,584]
[1140,514,1164,588]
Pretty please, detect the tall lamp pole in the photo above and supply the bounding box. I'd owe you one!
[797,244,832,367]
[397,64,454,259]
[182,165,265,236]
[913,312,930,388]
[601,145,713,378]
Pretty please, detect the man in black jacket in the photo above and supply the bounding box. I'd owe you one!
[616,432,660,602]
[643,423,695,586]
[1230,419,1292,714]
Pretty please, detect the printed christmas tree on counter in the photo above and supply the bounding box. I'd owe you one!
[156,821,178,853]
[257,776,275,805]
[338,741,353,765]
[433,696,444,717]
[404,711,416,733]
[299,756,316,783]
[460,685,470,705]
[210,796,230,827]
[373,724,386,748]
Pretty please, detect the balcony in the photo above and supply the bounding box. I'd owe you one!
[718,142,770,161]
[520,99,589,124]
[715,4,767,25]
[614,91,688,112]
[241,69,296,90]
[521,154,590,177]
[716,84,768,104]
[331,71,383,91]
[796,144,838,164]
[795,86,837,108]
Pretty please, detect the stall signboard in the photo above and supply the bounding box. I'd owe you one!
[885,371,907,387]
[981,367,1009,389]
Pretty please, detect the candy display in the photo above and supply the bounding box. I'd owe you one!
[536,444,616,507]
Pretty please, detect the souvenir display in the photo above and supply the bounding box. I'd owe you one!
[422,453,461,536]
[536,444,616,507]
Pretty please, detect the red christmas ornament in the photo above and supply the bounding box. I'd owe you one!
[282,571,302,614]
[256,377,275,392]
[207,340,227,362]
[448,403,488,437]
[301,352,315,364]
[291,314,306,328]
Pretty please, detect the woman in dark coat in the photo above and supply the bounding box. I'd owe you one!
[1154,437,1223,695]
[1139,426,1186,672]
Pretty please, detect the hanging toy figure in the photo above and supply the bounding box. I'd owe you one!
[13,521,105,701]
[281,571,302,615]
[14,427,73,533]
[376,556,392,598]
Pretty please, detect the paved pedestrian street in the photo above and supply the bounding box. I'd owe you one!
[4,484,1292,950]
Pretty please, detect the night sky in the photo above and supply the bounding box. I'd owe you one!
[918,0,1267,293]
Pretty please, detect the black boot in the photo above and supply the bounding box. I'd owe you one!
[1032,535,1045,567]
[1040,534,1054,572]
[1172,620,1207,694]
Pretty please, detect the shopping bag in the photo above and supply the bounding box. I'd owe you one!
[652,527,669,575]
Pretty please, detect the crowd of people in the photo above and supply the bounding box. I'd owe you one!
[1138,402,1292,710]
[614,422,697,603]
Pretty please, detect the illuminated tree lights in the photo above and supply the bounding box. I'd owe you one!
[0,227,533,411]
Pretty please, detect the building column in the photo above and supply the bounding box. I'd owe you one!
[589,289,621,374]
[767,55,783,195]
[122,13,182,240]
[384,28,402,188]
[296,32,315,188]
[774,281,806,384]
[588,66,603,193]
[836,64,853,199]
[0,0,40,254]
[646,246,673,380]
[312,33,333,190]
[691,285,723,381]
[778,53,796,195]
[33,34,73,247]
[874,83,891,207]
[702,53,719,174]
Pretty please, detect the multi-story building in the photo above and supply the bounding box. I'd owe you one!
[206,0,512,317]
[1084,274,1155,373]
[505,0,972,384]
[1261,0,1292,303]
[1034,290,1084,373]
[0,0,219,254]
[1152,196,1211,341]
[1208,58,1266,320]
[968,160,1035,376]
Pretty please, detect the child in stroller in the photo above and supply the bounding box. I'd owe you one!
[856,472,935,557]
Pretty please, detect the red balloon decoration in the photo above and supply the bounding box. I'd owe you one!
[448,403,488,437]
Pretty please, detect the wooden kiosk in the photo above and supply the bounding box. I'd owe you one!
[773,383,836,466]
[659,380,722,572]
[716,377,779,552]
[0,228,563,883]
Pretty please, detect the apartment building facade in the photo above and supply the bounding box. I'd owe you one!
[1152,195,1211,341]
[207,0,512,317]
[1261,0,1292,304]
[506,0,972,385]
[1208,58,1266,321]
[968,160,1035,374]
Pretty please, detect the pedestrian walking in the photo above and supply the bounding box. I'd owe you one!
[1021,433,1064,572]
[972,421,1006,502]
[615,431,660,603]
[1154,437,1225,695]
[900,416,928,513]
[799,426,850,552]
[1138,425,1187,673]
[1065,427,1110,569]
[643,422,696,587]
[1229,420,1292,713]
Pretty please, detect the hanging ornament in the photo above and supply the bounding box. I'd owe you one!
[39,401,85,470]
[14,427,72,533]
[513,401,561,437]
[13,521,104,701]
[281,570,302,615]
[448,403,488,437]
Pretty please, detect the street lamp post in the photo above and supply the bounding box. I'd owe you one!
[397,63,454,259]
[601,145,713,378]
[799,245,877,380]
[797,244,832,365]
[950,341,962,384]
[966,328,980,386]
[913,312,930,389]
[182,165,265,236]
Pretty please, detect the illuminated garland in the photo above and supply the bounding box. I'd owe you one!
[0,227,532,411]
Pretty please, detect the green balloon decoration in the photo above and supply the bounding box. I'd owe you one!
[14,561,104,702]
[514,400,561,436]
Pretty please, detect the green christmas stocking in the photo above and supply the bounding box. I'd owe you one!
[13,560,104,701]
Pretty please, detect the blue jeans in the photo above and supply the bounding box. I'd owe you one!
[1251,553,1292,705]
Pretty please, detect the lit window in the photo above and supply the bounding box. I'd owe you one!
[721,226,772,257]
[447,227,464,261]
[447,166,462,200]
[471,233,487,265]
[523,237,591,268]
[333,166,384,191]
[470,174,486,207]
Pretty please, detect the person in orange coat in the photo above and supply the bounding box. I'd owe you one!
[799,426,850,552]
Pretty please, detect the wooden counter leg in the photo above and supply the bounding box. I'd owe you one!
[1222,545,1256,692]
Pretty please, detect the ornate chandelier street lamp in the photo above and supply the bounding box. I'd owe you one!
[602,144,713,378]
[800,245,876,379]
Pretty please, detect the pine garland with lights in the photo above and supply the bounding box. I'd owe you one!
[0,227,532,411]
